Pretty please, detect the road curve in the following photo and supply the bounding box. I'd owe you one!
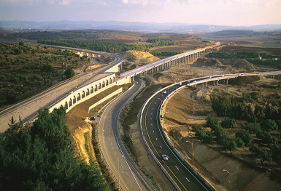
[97,78,153,191]
[140,71,281,191]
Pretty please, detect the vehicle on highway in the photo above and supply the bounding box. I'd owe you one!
[163,90,167,94]
[162,154,169,161]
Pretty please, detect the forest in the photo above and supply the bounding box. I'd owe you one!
[193,83,281,166]
[38,38,178,53]
[0,107,109,191]
[0,42,79,108]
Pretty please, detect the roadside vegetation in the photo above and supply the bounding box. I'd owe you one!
[0,107,109,191]
[190,76,281,180]
[0,42,83,109]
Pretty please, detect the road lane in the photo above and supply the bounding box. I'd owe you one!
[97,78,153,191]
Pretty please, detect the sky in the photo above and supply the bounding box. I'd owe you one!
[0,0,280,26]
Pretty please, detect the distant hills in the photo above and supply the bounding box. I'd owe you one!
[1,20,281,33]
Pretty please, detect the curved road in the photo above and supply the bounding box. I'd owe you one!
[98,78,153,191]
[140,71,281,191]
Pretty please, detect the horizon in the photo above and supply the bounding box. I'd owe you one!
[1,20,281,28]
[0,0,281,26]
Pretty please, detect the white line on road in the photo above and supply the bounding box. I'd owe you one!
[175,166,179,171]
[185,177,190,182]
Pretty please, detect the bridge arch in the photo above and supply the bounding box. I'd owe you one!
[65,102,68,109]
[82,91,85,98]
[77,93,81,101]
[73,96,76,104]
[109,78,112,84]
[91,86,94,93]
[95,84,98,91]
[69,98,72,107]
[99,83,101,89]
[86,88,90,96]
[106,79,109,86]
[102,81,105,88]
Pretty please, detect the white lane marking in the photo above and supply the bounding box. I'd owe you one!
[175,166,179,171]
[152,130,154,133]
[185,177,190,182]
[155,103,209,190]
[160,145,162,149]
[156,138,158,141]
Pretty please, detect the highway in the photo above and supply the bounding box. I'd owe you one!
[140,78,212,191]
[98,78,154,191]
[140,71,281,191]
[0,51,123,133]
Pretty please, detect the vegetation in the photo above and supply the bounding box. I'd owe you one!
[0,107,109,191]
[211,92,281,121]
[0,42,85,108]
[146,39,176,46]
[206,88,281,164]
[38,39,178,53]
[151,51,180,57]
[206,51,281,69]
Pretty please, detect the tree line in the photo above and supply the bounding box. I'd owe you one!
[38,39,178,53]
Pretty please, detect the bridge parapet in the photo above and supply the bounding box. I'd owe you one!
[49,73,117,113]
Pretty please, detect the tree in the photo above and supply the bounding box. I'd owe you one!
[202,131,213,144]
[221,118,237,129]
[261,119,278,131]
[224,138,237,151]
[235,130,252,145]
[206,116,219,129]
[235,138,245,147]
[64,66,75,79]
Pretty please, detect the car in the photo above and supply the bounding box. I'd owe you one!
[162,154,169,161]
[163,90,167,94]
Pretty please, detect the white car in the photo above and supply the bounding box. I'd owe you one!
[162,154,169,161]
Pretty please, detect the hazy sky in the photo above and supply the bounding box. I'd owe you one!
[0,0,280,26]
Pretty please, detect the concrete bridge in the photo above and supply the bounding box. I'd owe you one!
[120,44,220,84]
[0,43,217,132]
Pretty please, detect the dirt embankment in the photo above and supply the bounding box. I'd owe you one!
[123,50,160,71]
[66,86,122,163]
[161,79,281,191]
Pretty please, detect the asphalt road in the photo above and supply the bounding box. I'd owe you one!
[0,53,123,133]
[98,78,154,191]
[140,71,281,191]
[140,79,211,191]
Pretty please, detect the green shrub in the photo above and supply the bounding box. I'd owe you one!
[221,118,237,128]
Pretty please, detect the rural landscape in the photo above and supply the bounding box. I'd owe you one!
[0,0,281,191]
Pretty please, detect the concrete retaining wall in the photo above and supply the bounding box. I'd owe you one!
[88,87,123,112]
